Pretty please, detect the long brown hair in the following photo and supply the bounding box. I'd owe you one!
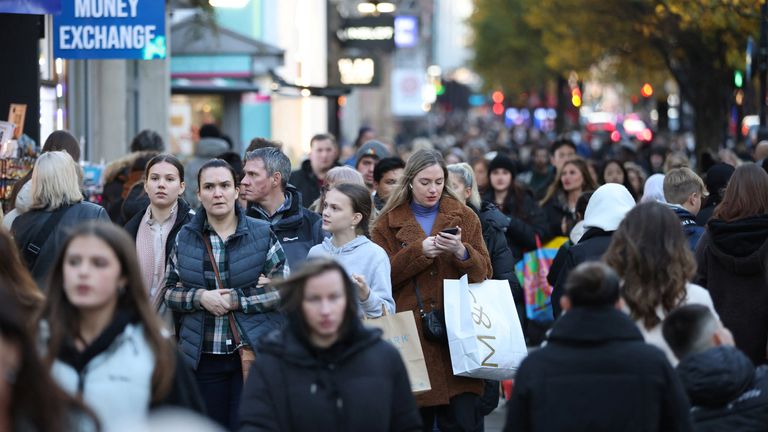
[0,290,99,432]
[42,221,175,403]
[604,202,695,329]
[712,163,768,222]
[377,149,463,219]
[0,227,43,329]
[540,157,597,206]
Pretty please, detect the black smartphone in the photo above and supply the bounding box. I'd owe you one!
[441,227,459,235]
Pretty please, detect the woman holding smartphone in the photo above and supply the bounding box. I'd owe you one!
[372,149,492,431]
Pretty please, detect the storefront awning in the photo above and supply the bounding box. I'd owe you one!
[171,14,284,78]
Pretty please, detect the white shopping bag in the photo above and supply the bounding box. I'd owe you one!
[444,275,527,380]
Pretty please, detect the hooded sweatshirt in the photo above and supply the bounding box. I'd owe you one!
[308,236,395,317]
[551,184,636,318]
[695,215,768,365]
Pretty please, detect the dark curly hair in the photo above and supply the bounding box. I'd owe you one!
[603,202,696,329]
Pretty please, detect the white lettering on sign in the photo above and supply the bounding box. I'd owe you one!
[337,26,394,41]
[75,0,141,18]
[58,25,157,50]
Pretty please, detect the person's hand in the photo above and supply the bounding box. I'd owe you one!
[256,274,271,288]
[435,228,467,260]
[351,274,371,301]
[200,290,233,316]
[422,236,442,258]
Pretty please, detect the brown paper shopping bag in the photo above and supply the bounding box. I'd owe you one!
[365,308,432,394]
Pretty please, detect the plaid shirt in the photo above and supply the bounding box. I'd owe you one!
[164,220,289,354]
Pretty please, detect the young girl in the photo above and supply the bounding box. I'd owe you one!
[540,157,597,238]
[308,183,395,317]
[124,154,193,308]
[239,259,421,432]
[43,221,202,430]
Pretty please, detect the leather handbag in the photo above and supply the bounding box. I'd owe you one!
[203,236,256,383]
[413,279,447,344]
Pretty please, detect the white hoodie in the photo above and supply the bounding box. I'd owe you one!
[308,235,396,317]
[583,183,637,232]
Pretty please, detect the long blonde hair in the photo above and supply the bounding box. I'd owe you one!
[30,151,83,210]
[378,149,463,219]
[447,163,482,209]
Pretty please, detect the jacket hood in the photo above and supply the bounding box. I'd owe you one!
[548,307,643,345]
[103,151,158,183]
[195,137,229,158]
[583,183,635,231]
[258,320,382,367]
[640,174,667,204]
[478,201,509,231]
[707,216,768,274]
[669,204,697,224]
[677,346,755,407]
[320,235,369,255]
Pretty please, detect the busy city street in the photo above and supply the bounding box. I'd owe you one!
[0,0,767,431]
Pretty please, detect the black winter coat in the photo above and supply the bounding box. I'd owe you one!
[246,185,323,269]
[289,159,339,209]
[677,346,768,431]
[541,193,575,240]
[694,215,768,365]
[239,323,422,432]
[549,228,614,318]
[482,188,548,261]
[12,201,109,287]
[473,202,526,329]
[504,307,693,432]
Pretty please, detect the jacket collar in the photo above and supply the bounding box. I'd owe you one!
[58,309,139,373]
[191,203,250,240]
[547,307,643,345]
[385,197,467,243]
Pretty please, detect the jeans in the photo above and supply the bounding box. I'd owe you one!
[195,353,243,431]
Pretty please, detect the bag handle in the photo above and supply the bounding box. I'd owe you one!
[202,235,242,348]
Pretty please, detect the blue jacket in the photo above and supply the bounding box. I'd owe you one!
[247,185,323,269]
[174,206,285,369]
[671,205,705,251]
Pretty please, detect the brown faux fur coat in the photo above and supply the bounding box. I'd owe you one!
[372,196,492,407]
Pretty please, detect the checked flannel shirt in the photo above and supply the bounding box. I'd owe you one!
[164,220,289,354]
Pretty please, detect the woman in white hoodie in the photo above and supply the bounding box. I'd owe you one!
[307,183,395,317]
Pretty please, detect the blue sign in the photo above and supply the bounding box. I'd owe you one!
[0,0,61,14]
[54,0,166,60]
[394,16,418,48]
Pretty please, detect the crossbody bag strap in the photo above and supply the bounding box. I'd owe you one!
[412,278,427,316]
[21,204,71,269]
[202,235,242,348]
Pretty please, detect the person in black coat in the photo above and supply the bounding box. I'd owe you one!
[663,304,768,432]
[505,261,693,432]
[448,163,525,327]
[289,134,340,208]
[123,155,195,311]
[549,184,636,318]
[696,163,734,226]
[694,163,768,365]
[240,258,422,432]
[482,155,548,261]
[12,151,109,287]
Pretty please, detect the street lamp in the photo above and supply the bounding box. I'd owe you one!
[357,1,396,15]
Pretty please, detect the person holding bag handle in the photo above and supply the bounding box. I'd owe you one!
[164,159,289,430]
[372,149,492,432]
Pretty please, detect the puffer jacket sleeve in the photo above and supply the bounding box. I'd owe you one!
[239,360,282,432]
[486,226,525,325]
[388,345,423,432]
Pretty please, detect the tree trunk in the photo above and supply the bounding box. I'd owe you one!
[688,66,731,165]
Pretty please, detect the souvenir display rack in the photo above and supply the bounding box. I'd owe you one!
[0,157,35,213]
